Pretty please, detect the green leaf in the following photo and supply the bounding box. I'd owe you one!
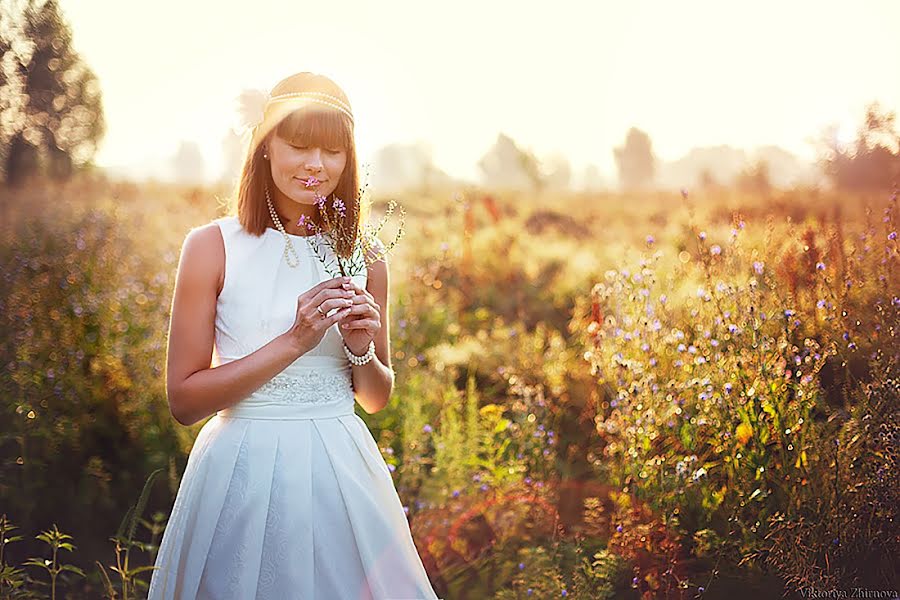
[60,564,85,577]
[22,558,49,570]
[127,468,164,543]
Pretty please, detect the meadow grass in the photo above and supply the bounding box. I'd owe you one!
[1,173,896,598]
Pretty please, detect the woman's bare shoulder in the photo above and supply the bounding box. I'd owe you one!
[180,221,226,297]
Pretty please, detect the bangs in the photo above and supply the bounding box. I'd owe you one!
[275,106,352,151]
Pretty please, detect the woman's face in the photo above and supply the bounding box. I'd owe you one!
[266,132,347,205]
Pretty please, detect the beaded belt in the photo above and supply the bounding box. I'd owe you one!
[216,368,356,420]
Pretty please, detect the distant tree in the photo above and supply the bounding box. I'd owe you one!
[541,152,571,191]
[1,0,105,186]
[477,132,544,191]
[581,164,607,191]
[613,127,656,190]
[371,141,451,194]
[697,167,718,190]
[735,159,772,196]
[172,140,205,185]
[1,3,18,174]
[220,129,245,186]
[817,101,900,192]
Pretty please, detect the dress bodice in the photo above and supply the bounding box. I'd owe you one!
[211,215,368,419]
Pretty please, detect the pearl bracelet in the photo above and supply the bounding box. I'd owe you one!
[343,340,376,365]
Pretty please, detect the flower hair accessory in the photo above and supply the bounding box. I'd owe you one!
[232,87,270,137]
[231,87,354,139]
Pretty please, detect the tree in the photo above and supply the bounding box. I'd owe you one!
[220,128,245,186]
[370,141,452,194]
[0,0,104,186]
[541,152,571,192]
[581,164,607,192]
[697,167,718,191]
[817,101,900,192]
[172,140,205,185]
[613,127,656,191]
[735,158,772,196]
[477,132,544,191]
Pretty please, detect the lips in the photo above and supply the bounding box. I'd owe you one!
[295,177,321,187]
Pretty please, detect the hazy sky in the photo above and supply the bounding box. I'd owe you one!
[61,0,900,184]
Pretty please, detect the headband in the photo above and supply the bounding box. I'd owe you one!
[232,87,354,143]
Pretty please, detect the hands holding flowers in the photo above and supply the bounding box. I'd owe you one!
[294,173,400,358]
[336,279,382,356]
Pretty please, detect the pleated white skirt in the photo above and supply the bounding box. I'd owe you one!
[146,410,440,599]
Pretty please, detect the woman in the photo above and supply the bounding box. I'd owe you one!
[147,71,440,599]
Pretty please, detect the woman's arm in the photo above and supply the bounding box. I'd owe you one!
[164,225,302,427]
[346,250,394,414]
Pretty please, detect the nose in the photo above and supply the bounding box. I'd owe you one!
[305,148,324,173]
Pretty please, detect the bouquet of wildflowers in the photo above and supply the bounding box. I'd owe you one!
[295,168,405,278]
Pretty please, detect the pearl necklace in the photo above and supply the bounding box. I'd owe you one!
[265,183,375,365]
[265,182,312,269]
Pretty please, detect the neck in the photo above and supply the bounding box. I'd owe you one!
[272,210,317,235]
[270,188,320,236]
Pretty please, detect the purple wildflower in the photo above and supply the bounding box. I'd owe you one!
[753,261,764,275]
[710,244,721,255]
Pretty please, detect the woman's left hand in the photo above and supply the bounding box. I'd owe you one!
[337,281,381,356]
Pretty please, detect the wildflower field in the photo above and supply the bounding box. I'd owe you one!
[1,174,897,599]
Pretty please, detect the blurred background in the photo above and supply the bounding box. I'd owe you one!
[1,1,898,598]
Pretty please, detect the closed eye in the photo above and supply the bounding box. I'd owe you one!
[291,145,342,154]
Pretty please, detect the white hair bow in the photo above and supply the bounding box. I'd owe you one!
[232,87,271,138]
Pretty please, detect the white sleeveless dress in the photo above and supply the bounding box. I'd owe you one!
[147,215,440,600]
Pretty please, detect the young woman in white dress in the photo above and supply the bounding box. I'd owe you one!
[147,71,441,599]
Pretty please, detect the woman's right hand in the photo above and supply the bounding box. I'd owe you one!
[283,276,355,357]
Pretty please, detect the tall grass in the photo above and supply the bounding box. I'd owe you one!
[1,174,896,598]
